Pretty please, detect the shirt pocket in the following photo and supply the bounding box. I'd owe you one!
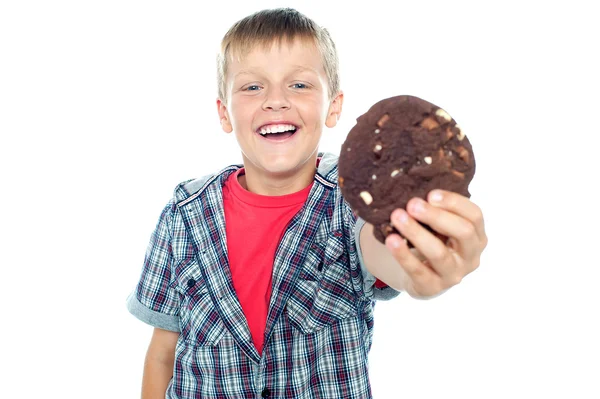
[173,258,226,346]
[286,234,358,334]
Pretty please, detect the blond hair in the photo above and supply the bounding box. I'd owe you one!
[217,8,340,103]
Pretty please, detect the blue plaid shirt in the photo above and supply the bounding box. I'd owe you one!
[127,152,400,398]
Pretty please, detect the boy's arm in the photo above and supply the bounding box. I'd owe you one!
[142,328,179,399]
[359,190,487,299]
[360,222,413,293]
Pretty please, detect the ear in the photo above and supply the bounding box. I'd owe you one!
[325,91,344,128]
[217,98,233,133]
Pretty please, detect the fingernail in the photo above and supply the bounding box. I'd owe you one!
[388,237,403,249]
[394,210,409,224]
[411,199,425,214]
[430,191,443,203]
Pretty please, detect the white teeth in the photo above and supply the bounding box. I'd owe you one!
[259,124,297,135]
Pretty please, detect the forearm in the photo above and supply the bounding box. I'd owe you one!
[141,349,175,398]
[359,221,413,294]
[142,352,173,399]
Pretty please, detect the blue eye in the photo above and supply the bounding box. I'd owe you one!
[292,83,308,89]
[246,85,261,91]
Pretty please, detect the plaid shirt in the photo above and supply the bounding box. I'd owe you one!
[127,152,400,398]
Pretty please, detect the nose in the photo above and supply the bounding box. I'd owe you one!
[262,87,290,111]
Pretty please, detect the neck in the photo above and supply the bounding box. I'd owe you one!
[238,154,317,196]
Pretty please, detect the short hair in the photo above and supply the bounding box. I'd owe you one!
[217,8,340,103]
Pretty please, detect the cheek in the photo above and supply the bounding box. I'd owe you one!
[298,97,328,120]
[229,99,254,125]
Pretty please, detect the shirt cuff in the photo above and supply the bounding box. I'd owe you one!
[126,291,181,332]
[354,217,401,301]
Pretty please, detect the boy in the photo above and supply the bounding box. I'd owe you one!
[127,8,487,399]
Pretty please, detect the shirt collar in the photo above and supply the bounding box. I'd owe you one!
[175,152,340,208]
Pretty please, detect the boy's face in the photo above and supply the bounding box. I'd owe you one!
[217,37,343,183]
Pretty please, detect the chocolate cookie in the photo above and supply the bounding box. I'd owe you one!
[338,95,476,244]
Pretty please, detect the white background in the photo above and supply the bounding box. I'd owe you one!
[1,0,599,397]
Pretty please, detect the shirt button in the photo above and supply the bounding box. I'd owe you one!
[187,278,196,288]
[261,388,270,398]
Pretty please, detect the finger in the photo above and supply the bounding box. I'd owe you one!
[390,208,458,279]
[428,190,486,243]
[406,197,480,261]
[384,234,444,296]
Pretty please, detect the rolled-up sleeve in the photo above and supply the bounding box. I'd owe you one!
[126,200,180,332]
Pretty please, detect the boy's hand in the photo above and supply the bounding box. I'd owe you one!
[384,190,487,298]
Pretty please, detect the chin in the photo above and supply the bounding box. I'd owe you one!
[261,160,298,175]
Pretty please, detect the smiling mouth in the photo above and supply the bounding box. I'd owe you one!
[257,124,298,140]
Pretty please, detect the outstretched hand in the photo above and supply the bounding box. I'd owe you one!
[384,190,487,298]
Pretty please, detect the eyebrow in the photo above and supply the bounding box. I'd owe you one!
[234,65,319,79]
[289,65,319,75]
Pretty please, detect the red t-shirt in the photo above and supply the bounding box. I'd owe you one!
[222,167,387,354]
[222,168,313,354]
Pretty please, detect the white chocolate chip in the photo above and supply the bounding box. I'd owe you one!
[456,125,465,141]
[435,108,452,122]
[360,191,373,205]
[372,174,377,180]
[374,129,381,134]
[374,144,382,151]
[391,169,401,177]
[424,156,433,164]
[347,147,352,151]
